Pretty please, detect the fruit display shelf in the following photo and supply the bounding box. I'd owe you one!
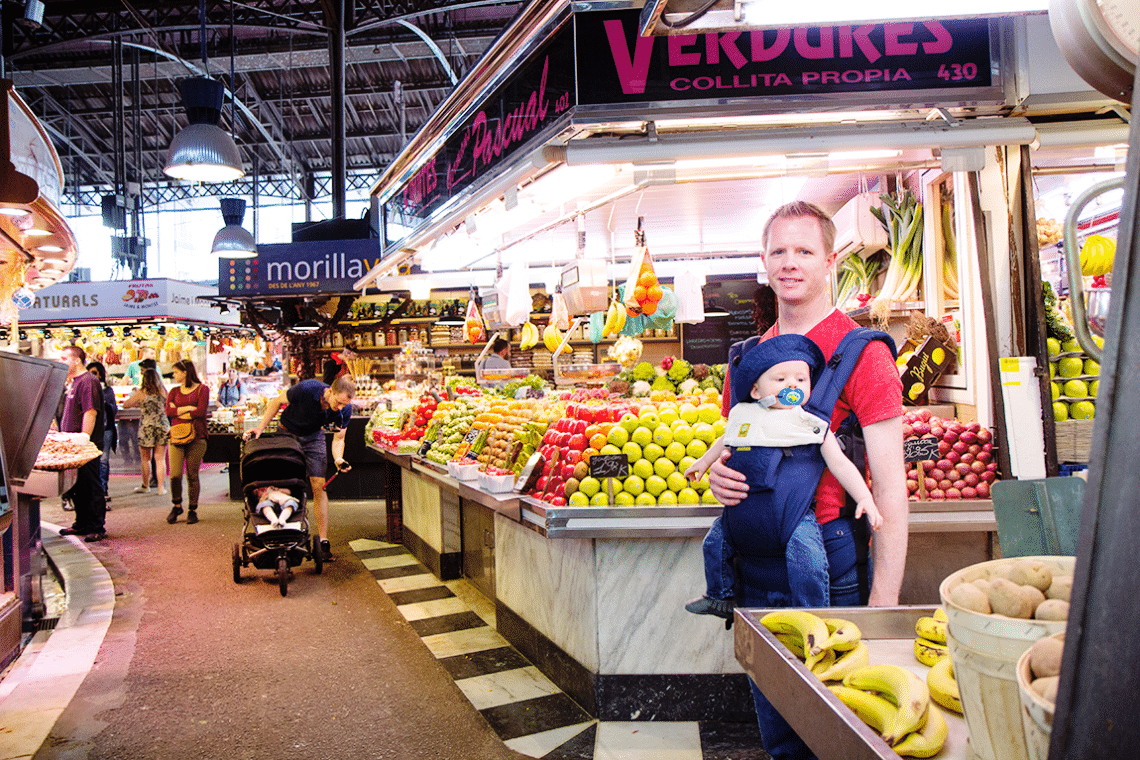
[518,495,722,538]
[735,606,969,760]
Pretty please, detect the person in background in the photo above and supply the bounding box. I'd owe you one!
[322,357,343,385]
[217,367,247,407]
[58,345,107,543]
[87,361,118,506]
[165,359,209,525]
[122,367,169,495]
[124,345,155,386]
[245,376,355,561]
[481,337,512,370]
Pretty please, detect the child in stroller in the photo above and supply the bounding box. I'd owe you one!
[254,485,301,532]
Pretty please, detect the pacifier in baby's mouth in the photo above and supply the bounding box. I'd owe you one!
[758,387,806,408]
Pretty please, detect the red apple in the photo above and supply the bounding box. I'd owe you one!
[561,463,577,481]
[536,476,548,491]
[568,434,588,451]
[549,496,567,507]
[565,450,583,465]
[573,419,588,435]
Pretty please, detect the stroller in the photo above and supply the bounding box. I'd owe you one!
[231,434,322,595]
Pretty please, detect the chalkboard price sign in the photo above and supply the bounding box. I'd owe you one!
[417,440,433,457]
[589,453,630,480]
[904,438,941,462]
[462,428,480,446]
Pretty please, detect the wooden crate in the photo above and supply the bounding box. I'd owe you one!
[1054,419,1094,462]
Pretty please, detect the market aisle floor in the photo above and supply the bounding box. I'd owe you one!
[4,467,767,760]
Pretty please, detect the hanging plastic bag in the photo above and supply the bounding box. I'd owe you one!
[463,297,485,343]
[673,263,707,323]
[496,261,531,327]
[622,220,664,317]
[551,288,570,332]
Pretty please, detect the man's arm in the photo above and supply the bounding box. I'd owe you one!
[861,416,908,606]
[331,427,350,471]
[81,408,98,439]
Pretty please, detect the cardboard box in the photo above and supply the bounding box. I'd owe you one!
[901,336,954,405]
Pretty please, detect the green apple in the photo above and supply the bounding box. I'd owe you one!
[635,492,657,506]
[701,489,720,504]
[579,476,601,497]
[666,472,688,493]
[631,426,653,447]
[643,443,665,462]
[623,475,645,496]
[677,487,701,505]
[1053,402,1069,423]
[658,406,679,426]
[1049,362,1057,378]
[1069,400,1095,420]
[653,425,673,447]
[1051,381,1061,400]
[693,422,716,444]
[1057,357,1084,378]
[1084,359,1100,376]
[665,441,687,464]
[679,455,696,474]
[600,444,622,456]
[568,491,590,506]
[607,425,630,448]
[1046,337,1061,357]
[712,419,726,439]
[645,475,668,497]
[1094,335,1105,348]
[639,410,660,431]
[672,424,695,446]
[1061,339,1081,353]
[697,403,722,425]
[614,491,636,506]
[632,459,654,480]
[678,403,699,424]
[657,490,678,506]
[590,491,609,506]
[686,439,709,459]
[622,441,643,464]
[694,474,711,493]
[620,413,641,433]
[1063,379,1088,399]
[1089,379,1099,397]
[653,457,676,479]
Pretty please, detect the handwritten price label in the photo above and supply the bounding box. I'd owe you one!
[589,453,629,480]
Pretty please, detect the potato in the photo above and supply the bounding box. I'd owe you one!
[1032,675,1059,704]
[1047,575,1073,602]
[988,563,1014,581]
[961,566,991,584]
[1021,584,1046,609]
[1029,634,1065,678]
[988,577,1035,618]
[1035,599,1070,621]
[950,582,992,613]
[1009,560,1053,592]
[971,578,992,594]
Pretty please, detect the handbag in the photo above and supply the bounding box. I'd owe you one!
[169,421,195,446]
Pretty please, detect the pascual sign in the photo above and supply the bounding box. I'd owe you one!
[219,239,384,296]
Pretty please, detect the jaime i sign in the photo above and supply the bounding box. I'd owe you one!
[219,239,384,296]
[576,10,995,105]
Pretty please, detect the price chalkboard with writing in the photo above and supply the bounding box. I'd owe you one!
[904,438,940,462]
[681,276,762,365]
[589,453,629,480]
[417,440,433,457]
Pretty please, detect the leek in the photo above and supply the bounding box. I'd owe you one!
[869,190,924,324]
[837,251,886,311]
[941,200,959,300]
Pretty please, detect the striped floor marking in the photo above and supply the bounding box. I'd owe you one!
[349,539,767,760]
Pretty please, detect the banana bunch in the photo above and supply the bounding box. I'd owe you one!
[602,298,627,338]
[912,609,949,668]
[543,322,571,355]
[517,322,539,351]
[761,611,869,682]
[830,664,948,756]
[927,657,962,714]
[1079,234,1116,276]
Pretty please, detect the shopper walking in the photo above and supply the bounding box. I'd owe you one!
[58,345,108,542]
[122,368,169,495]
[86,361,118,505]
[165,359,209,524]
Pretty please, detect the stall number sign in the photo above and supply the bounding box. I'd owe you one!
[904,438,941,462]
[590,453,630,480]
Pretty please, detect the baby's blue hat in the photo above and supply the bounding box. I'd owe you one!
[733,334,826,405]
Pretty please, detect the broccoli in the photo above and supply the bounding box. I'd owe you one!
[631,362,656,382]
[666,358,692,383]
[632,380,652,397]
[691,363,711,381]
[651,375,676,393]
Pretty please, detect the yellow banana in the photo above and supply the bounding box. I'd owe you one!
[828,684,901,743]
[933,607,948,623]
[915,616,947,645]
[543,323,563,353]
[774,632,805,659]
[893,704,948,758]
[602,302,619,338]
[809,647,837,676]
[823,618,862,651]
[843,664,930,744]
[760,610,830,660]
[815,640,870,682]
[927,657,962,714]
[614,302,627,334]
[913,637,950,667]
[525,322,539,350]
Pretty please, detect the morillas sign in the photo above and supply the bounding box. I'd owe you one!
[219,239,384,296]
[576,11,994,105]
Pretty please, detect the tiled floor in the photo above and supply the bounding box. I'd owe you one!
[350,539,768,760]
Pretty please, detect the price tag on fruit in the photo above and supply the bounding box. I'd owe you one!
[589,453,629,480]
[904,438,940,462]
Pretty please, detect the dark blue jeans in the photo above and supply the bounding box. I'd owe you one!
[99,428,114,495]
[746,516,869,760]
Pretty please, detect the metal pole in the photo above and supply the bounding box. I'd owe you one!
[328,0,347,219]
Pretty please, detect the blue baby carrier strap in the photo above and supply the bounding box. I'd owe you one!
[722,327,895,562]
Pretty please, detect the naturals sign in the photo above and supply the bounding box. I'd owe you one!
[219,239,384,296]
[576,11,993,105]
[18,279,235,324]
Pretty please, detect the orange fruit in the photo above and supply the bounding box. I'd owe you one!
[582,448,599,464]
[633,285,647,302]
[642,300,658,315]
[585,424,603,440]
[638,271,656,288]
[589,433,608,450]
[646,284,663,302]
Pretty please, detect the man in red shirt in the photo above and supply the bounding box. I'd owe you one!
[709,201,906,759]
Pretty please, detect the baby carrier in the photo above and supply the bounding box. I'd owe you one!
[722,327,895,603]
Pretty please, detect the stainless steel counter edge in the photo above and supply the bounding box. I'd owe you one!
[365,442,416,469]
[456,481,522,521]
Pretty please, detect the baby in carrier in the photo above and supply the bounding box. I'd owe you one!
[683,333,883,619]
[254,485,300,531]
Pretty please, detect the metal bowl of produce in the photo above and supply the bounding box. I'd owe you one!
[1087,287,1110,337]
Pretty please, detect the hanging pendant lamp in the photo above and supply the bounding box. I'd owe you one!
[164,77,244,182]
[211,197,257,258]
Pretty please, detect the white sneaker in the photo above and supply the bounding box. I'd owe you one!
[133,486,150,494]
